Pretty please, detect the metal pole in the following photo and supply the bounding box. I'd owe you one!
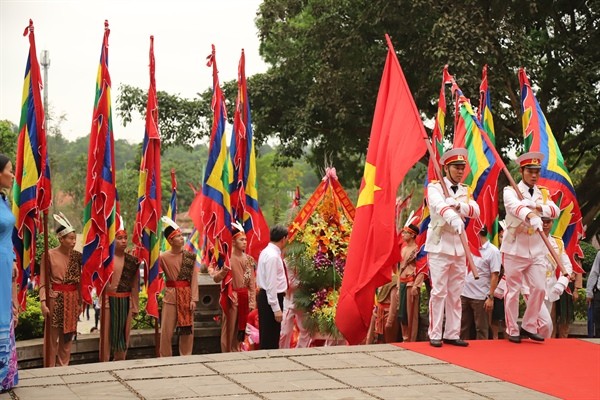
[40,50,50,132]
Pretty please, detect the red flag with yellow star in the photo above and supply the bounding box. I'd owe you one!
[335,35,427,345]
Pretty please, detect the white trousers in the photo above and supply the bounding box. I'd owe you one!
[428,252,466,340]
[279,307,312,349]
[503,253,546,336]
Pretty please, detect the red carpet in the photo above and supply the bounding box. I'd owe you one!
[395,339,599,400]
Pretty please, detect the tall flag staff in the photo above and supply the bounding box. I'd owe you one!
[133,36,163,356]
[82,20,118,361]
[199,45,233,275]
[12,19,52,366]
[519,68,584,274]
[229,49,269,260]
[335,34,428,345]
[162,169,177,252]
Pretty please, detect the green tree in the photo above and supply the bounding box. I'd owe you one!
[0,120,18,161]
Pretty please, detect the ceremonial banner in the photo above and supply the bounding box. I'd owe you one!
[200,45,233,274]
[335,35,427,345]
[133,36,163,317]
[519,68,584,272]
[230,49,269,260]
[161,169,177,252]
[12,20,52,308]
[82,21,117,304]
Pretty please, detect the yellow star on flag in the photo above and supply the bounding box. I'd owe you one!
[356,162,381,208]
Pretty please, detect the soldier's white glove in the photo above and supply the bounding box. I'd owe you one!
[529,216,543,232]
[445,198,459,208]
[450,218,464,234]
[520,199,537,209]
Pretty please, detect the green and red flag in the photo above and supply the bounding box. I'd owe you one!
[12,19,52,308]
[452,79,501,256]
[133,36,163,317]
[477,65,500,247]
[82,21,117,304]
[519,68,584,273]
[336,35,427,345]
[229,49,269,260]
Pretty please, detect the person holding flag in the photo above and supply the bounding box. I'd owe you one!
[426,148,480,348]
[209,221,256,352]
[159,217,198,357]
[100,218,140,361]
[39,213,82,367]
[501,152,560,343]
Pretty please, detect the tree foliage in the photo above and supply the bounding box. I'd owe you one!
[0,120,18,161]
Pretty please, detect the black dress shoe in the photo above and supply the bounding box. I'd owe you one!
[443,339,469,347]
[508,335,521,343]
[521,329,545,341]
[429,339,442,347]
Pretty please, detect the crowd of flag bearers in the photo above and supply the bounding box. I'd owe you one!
[4,19,588,389]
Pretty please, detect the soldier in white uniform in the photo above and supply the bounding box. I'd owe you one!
[425,147,480,347]
[501,151,560,343]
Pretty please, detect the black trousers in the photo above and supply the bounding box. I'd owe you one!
[593,290,600,338]
[258,289,285,349]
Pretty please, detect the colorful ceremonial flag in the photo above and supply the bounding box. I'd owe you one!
[414,66,452,275]
[452,81,501,256]
[199,45,233,270]
[81,21,118,304]
[161,169,177,252]
[133,36,163,317]
[335,35,427,345]
[229,49,269,260]
[12,20,52,308]
[519,68,584,273]
[477,65,500,247]
[184,228,203,269]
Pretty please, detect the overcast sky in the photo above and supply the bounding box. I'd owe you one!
[0,0,268,143]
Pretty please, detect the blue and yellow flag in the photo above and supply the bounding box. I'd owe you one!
[199,45,233,269]
[161,169,177,252]
[82,21,117,304]
[519,68,584,273]
[12,19,52,309]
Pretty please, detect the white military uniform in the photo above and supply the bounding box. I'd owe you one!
[531,235,573,338]
[426,177,480,341]
[501,180,560,337]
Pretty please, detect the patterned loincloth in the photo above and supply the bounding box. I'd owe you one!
[174,251,195,335]
[51,251,82,341]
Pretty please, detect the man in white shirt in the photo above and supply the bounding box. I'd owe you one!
[501,151,560,343]
[256,225,289,349]
[460,227,501,340]
[425,147,480,347]
[586,250,600,338]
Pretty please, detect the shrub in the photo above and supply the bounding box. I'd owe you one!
[15,291,44,340]
[132,291,163,330]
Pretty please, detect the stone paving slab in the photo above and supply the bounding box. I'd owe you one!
[4,341,590,399]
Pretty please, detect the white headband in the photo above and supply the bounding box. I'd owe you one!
[53,212,75,238]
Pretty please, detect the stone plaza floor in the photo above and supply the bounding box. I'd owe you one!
[2,343,563,400]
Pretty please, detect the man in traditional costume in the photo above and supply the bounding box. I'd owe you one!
[501,151,561,343]
[395,222,424,342]
[209,222,256,352]
[159,217,198,357]
[40,213,82,367]
[100,218,140,361]
[425,148,480,347]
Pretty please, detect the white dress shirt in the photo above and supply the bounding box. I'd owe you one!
[462,241,502,300]
[256,242,288,312]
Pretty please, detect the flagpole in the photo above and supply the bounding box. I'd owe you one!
[474,123,569,276]
[42,212,51,367]
[421,135,479,280]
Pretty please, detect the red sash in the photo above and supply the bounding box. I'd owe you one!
[235,287,249,331]
[166,280,190,288]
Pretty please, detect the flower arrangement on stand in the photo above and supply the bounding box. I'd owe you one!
[287,168,354,340]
